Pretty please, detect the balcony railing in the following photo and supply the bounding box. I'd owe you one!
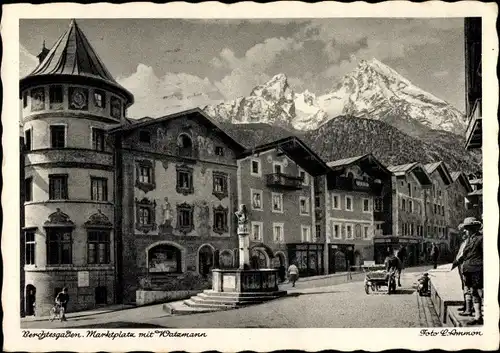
[266,173,303,190]
[332,176,383,195]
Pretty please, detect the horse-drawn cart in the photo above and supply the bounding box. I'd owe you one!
[362,263,397,295]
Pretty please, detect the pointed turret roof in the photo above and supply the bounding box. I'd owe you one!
[20,19,133,104]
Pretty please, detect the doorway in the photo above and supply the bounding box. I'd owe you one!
[198,245,214,277]
[95,286,107,305]
[25,285,36,316]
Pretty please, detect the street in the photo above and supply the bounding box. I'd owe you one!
[22,268,441,329]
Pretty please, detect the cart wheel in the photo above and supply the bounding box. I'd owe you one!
[365,283,370,294]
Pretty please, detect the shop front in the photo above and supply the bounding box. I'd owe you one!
[327,244,356,273]
[287,243,325,277]
[373,236,422,266]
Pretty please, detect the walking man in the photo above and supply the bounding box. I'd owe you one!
[288,262,299,287]
[452,217,483,325]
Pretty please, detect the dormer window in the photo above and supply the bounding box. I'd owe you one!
[139,130,151,144]
[215,146,224,156]
[94,90,105,108]
[177,134,193,158]
[110,96,122,119]
[49,85,63,110]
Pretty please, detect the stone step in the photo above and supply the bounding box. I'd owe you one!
[190,295,266,306]
[163,301,222,316]
[202,289,286,297]
[197,292,283,302]
[183,299,236,310]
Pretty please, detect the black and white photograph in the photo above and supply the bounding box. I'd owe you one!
[2,2,498,352]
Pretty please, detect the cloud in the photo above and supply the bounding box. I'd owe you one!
[19,45,38,78]
[211,37,304,99]
[117,64,224,118]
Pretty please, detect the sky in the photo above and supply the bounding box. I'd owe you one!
[20,18,466,118]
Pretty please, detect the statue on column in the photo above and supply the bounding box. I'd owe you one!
[235,204,250,269]
[235,204,249,234]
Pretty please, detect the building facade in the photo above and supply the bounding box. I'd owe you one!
[236,137,330,277]
[109,109,245,304]
[464,17,482,150]
[423,162,453,261]
[323,155,393,271]
[385,163,432,266]
[20,20,134,315]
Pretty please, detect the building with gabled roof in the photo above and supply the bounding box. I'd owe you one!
[383,162,432,266]
[322,154,393,271]
[236,136,331,277]
[422,161,454,260]
[447,171,474,255]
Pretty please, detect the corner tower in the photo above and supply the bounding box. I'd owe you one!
[20,19,134,315]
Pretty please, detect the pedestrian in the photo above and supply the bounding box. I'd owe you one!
[278,264,286,283]
[287,262,299,287]
[55,287,70,321]
[451,217,483,325]
[430,243,440,269]
[454,228,470,313]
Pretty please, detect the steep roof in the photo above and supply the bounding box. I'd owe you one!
[424,161,453,186]
[387,162,432,186]
[108,108,246,154]
[20,19,133,104]
[327,154,392,179]
[239,135,330,177]
[450,171,473,193]
[387,162,418,176]
[327,155,367,168]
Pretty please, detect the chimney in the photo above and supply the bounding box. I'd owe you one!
[36,40,50,64]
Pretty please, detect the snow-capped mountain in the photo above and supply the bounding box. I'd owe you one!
[204,58,466,135]
[318,58,466,134]
[204,73,295,128]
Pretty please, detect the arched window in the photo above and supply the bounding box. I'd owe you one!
[178,134,193,158]
[148,244,182,273]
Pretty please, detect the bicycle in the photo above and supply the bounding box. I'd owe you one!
[49,303,66,322]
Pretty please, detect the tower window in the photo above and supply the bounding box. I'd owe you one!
[87,231,110,264]
[23,91,28,108]
[25,230,36,265]
[94,90,105,108]
[50,125,66,148]
[91,177,108,201]
[24,129,32,151]
[92,128,106,151]
[24,177,33,202]
[49,174,68,200]
[46,229,72,265]
[49,85,63,109]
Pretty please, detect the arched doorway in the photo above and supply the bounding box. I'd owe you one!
[250,248,268,269]
[274,252,287,282]
[198,244,214,277]
[25,285,36,316]
[178,133,193,158]
[95,286,107,305]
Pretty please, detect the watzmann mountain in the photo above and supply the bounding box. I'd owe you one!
[204,58,480,174]
[204,58,467,135]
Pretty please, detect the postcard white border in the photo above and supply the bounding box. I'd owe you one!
[2,1,499,352]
